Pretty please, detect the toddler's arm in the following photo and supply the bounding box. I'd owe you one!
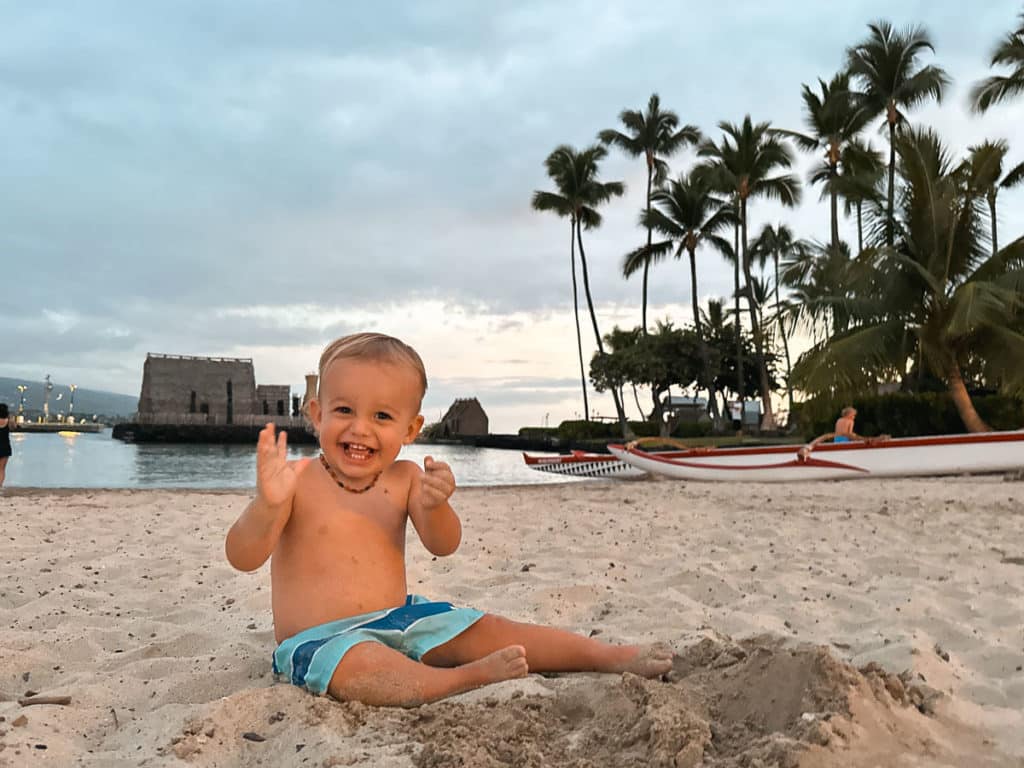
[408,456,462,556]
[225,424,310,571]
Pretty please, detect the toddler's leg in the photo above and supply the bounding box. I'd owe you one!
[422,615,673,678]
[328,640,528,707]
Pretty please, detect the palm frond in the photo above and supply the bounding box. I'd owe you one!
[622,240,675,278]
[791,319,909,396]
[530,190,573,217]
[1001,159,1024,188]
[945,280,1019,337]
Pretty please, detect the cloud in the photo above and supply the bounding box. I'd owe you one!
[2,0,1023,431]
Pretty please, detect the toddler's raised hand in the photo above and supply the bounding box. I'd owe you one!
[415,455,456,511]
[256,423,308,506]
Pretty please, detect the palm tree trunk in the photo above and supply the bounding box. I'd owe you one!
[946,362,991,433]
[576,223,631,436]
[886,115,897,247]
[856,201,864,254]
[641,166,653,335]
[774,253,795,422]
[688,246,720,426]
[733,218,744,434]
[570,219,589,421]
[632,384,644,420]
[830,185,840,250]
[989,195,999,257]
[740,198,776,431]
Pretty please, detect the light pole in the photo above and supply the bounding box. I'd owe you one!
[69,384,78,421]
[43,374,53,422]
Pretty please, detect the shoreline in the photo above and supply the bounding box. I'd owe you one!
[1,478,1021,765]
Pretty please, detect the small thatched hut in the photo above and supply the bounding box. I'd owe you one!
[437,398,488,437]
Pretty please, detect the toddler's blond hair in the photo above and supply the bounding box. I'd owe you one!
[317,333,428,401]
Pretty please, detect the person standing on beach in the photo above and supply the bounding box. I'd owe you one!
[0,404,11,488]
[225,332,673,707]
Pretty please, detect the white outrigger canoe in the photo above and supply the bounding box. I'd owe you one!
[608,430,1024,482]
[522,450,655,479]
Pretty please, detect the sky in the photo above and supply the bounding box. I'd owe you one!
[3,1,1023,432]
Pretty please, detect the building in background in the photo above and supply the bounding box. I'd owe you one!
[135,353,298,427]
[436,397,489,437]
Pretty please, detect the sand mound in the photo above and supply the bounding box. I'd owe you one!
[160,636,1015,768]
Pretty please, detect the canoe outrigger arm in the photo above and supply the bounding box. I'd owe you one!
[797,432,892,461]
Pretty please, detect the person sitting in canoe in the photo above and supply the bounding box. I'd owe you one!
[833,406,860,443]
[798,406,889,460]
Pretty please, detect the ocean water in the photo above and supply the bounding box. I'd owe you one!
[2,429,578,489]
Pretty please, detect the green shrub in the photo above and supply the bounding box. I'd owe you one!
[796,392,1024,439]
[518,426,559,439]
[555,419,661,440]
[672,421,712,438]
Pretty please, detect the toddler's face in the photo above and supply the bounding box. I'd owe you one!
[311,357,424,482]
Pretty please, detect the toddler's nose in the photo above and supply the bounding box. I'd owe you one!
[348,415,372,436]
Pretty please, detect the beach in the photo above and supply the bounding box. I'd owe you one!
[1,477,1022,767]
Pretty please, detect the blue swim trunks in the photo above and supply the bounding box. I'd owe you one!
[272,595,484,695]
[833,435,851,443]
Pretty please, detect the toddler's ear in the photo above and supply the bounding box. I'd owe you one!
[308,399,323,432]
[404,414,425,444]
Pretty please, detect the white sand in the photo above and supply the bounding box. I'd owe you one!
[0,476,1021,766]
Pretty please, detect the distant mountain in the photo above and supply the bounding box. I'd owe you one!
[0,377,138,419]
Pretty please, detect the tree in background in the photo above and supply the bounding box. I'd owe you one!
[831,141,886,254]
[700,299,764,421]
[958,139,1024,256]
[590,322,703,437]
[750,223,811,420]
[532,145,626,426]
[776,73,873,249]
[533,146,592,420]
[971,11,1024,112]
[846,21,949,246]
[792,129,1024,432]
[599,94,701,334]
[622,170,735,425]
[698,117,801,430]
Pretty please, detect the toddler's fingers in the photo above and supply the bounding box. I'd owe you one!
[276,429,288,458]
[421,473,454,498]
[425,459,451,476]
[257,424,277,457]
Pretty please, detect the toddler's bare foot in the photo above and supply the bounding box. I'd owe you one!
[618,642,674,678]
[470,645,529,684]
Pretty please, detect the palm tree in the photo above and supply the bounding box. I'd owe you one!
[846,21,950,246]
[750,224,810,419]
[959,139,1024,256]
[622,170,735,424]
[776,73,873,249]
[792,128,1024,433]
[599,94,701,334]
[831,141,886,254]
[698,117,802,430]
[971,12,1024,112]
[701,298,759,422]
[533,147,591,420]
[531,144,630,431]
[782,241,857,342]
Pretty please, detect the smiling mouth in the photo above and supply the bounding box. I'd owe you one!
[342,442,377,460]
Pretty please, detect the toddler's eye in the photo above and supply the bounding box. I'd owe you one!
[335,406,352,415]
[375,412,393,421]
